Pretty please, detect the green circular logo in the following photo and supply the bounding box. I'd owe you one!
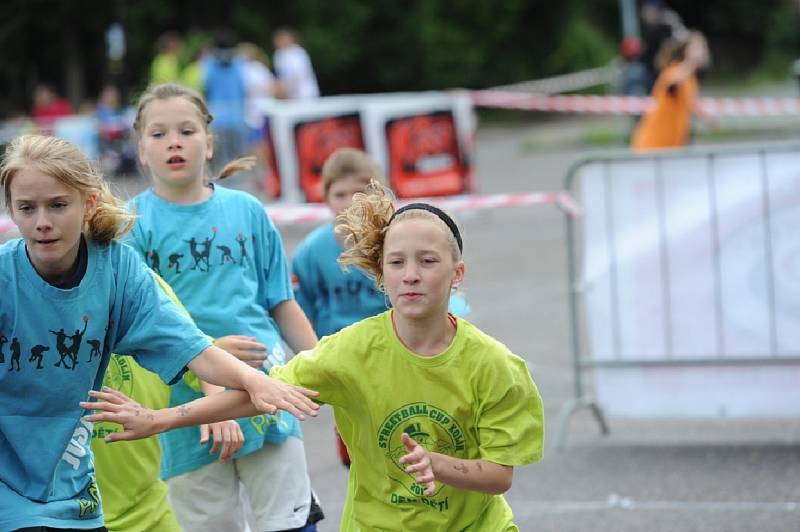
[103,355,134,397]
[378,402,466,497]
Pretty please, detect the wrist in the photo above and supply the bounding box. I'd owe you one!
[155,407,177,434]
[429,452,445,479]
[241,368,266,395]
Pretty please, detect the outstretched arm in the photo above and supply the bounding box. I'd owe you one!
[82,386,267,442]
[399,433,513,496]
[187,344,319,418]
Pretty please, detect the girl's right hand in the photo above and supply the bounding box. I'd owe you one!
[215,335,268,368]
[200,421,245,463]
[244,372,320,420]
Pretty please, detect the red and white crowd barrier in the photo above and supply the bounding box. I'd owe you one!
[0,191,579,236]
[471,90,800,117]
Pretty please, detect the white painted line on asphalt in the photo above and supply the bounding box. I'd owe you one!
[517,494,799,514]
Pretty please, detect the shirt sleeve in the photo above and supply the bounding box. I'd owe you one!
[476,352,544,466]
[291,242,318,328]
[253,204,294,311]
[270,334,345,406]
[111,246,212,385]
[123,198,149,258]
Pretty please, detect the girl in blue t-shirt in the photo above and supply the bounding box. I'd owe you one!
[128,83,322,532]
[0,134,318,532]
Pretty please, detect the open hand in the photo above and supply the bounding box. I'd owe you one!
[80,387,163,442]
[245,373,320,420]
[399,433,436,496]
[200,420,244,462]
[215,335,267,368]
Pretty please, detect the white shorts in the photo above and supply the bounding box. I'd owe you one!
[166,436,312,532]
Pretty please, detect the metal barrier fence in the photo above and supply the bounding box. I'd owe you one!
[557,142,800,449]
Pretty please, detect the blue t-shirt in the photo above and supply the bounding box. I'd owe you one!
[203,56,246,128]
[292,222,388,338]
[0,238,210,531]
[127,184,301,479]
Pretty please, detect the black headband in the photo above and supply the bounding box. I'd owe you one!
[388,203,463,253]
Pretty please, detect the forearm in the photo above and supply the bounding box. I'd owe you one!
[156,390,260,432]
[200,380,226,396]
[271,300,318,352]
[431,454,513,495]
[188,345,261,391]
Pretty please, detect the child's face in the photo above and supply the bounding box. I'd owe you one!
[327,175,369,216]
[382,217,464,321]
[9,167,96,280]
[137,97,213,192]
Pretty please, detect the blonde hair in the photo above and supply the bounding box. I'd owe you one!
[337,180,461,288]
[0,135,134,243]
[237,42,271,67]
[133,83,255,180]
[321,148,384,198]
[654,30,710,76]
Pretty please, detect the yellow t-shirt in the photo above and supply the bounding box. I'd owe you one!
[91,356,180,532]
[271,311,544,531]
[91,272,189,532]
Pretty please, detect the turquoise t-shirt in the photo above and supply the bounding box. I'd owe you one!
[292,222,388,338]
[127,184,301,479]
[0,238,210,531]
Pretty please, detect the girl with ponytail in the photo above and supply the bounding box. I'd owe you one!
[129,83,323,531]
[0,133,317,532]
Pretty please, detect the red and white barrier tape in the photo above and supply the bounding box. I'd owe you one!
[264,191,579,225]
[0,191,579,236]
[471,90,800,117]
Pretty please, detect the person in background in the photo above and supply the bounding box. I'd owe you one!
[96,85,136,177]
[238,42,277,196]
[272,27,320,100]
[639,0,688,93]
[150,31,185,87]
[203,29,248,181]
[631,30,714,151]
[31,84,73,135]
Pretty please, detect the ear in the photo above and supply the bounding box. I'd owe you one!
[451,260,465,289]
[137,141,148,167]
[84,193,98,222]
[206,132,214,161]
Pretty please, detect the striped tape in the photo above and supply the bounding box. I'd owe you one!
[471,90,800,117]
[0,191,579,237]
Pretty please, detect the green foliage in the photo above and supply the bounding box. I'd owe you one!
[547,17,617,73]
[1,0,799,117]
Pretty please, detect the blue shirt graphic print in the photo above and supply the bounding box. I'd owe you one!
[127,184,300,479]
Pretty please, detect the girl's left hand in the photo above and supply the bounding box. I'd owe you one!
[80,387,163,441]
[399,433,437,496]
[200,420,244,463]
[244,373,319,420]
